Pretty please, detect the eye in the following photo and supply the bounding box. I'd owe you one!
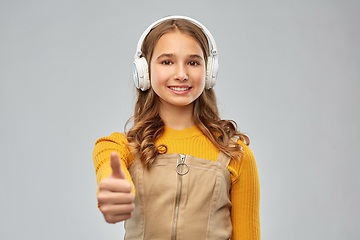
[188,61,200,66]
[161,60,172,65]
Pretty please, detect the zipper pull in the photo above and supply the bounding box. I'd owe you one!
[180,154,185,163]
[176,154,189,175]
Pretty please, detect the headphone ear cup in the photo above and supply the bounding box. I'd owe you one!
[205,56,218,89]
[133,57,150,91]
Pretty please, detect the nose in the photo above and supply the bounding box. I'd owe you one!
[174,64,188,81]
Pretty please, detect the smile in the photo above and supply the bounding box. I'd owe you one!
[169,87,191,91]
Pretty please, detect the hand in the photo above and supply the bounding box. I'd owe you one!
[97,152,135,223]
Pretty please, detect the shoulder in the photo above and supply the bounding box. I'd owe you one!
[237,140,255,164]
[228,139,258,183]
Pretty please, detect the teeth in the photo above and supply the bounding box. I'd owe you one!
[170,87,190,91]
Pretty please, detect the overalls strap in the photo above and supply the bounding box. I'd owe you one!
[216,151,232,168]
[215,137,238,168]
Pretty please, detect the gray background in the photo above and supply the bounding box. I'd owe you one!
[1,0,359,239]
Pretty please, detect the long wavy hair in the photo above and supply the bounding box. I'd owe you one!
[126,19,249,168]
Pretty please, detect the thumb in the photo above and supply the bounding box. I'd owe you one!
[110,151,126,179]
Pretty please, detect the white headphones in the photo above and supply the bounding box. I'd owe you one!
[133,15,219,91]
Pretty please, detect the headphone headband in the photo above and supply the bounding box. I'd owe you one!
[135,16,218,60]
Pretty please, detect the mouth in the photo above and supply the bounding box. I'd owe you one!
[168,86,191,91]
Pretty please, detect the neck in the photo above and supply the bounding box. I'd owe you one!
[159,102,195,130]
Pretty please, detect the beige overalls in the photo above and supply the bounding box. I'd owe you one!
[125,152,232,240]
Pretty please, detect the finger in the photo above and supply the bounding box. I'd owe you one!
[98,178,133,193]
[97,192,134,204]
[100,204,135,223]
[100,202,135,216]
[104,213,132,224]
[110,151,126,179]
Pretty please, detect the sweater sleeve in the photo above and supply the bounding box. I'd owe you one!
[92,132,135,195]
[229,141,261,240]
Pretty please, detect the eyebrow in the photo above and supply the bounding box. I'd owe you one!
[189,54,204,61]
[156,53,174,59]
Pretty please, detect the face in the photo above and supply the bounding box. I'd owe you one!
[150,31,206,110]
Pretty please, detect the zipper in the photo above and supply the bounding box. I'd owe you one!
[172,154,186,240]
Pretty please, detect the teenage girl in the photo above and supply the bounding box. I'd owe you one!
[93,16,260,240]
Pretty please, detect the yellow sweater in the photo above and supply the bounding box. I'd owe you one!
[93,125,260,240]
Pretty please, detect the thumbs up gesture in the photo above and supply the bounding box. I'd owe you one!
[97,152,135,223]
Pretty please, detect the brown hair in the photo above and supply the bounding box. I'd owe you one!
[126,19,249,168]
